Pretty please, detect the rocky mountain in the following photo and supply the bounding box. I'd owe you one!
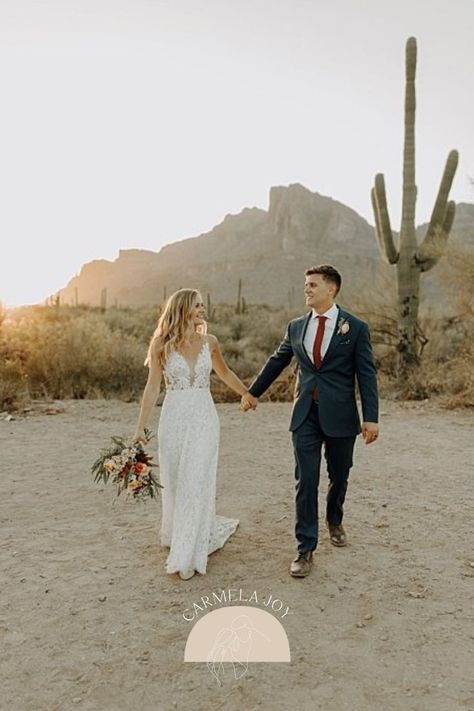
[56,183,474,310]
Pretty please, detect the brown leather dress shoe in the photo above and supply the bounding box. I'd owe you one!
[327,522,347,547]
[290,551,313,577]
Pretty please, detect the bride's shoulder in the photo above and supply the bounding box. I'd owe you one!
[206,333,218,351]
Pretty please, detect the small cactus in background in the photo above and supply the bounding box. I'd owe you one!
[235,279,243,315]
[371,36,458,375]
[288,286,295,309]
[74,287,79,307]
[206,293,216,321]
[100,287,107,312]
[163,285,167,303]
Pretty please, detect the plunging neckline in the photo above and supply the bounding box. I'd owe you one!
[176,338,208,383]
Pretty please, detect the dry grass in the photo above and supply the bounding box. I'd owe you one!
[0,303,299,409]
[1,297,473,411]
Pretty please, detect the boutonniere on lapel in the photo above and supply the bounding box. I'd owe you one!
[336,318,350,336]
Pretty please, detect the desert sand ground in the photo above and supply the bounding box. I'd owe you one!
[1,398,473,711]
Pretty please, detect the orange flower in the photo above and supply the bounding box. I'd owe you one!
[127,480,142,491]
[134,462,149,476]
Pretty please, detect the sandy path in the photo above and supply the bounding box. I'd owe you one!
[0,399,473,711]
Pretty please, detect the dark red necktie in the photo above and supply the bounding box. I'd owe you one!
[312,315,327,402]
[312,315,328,368]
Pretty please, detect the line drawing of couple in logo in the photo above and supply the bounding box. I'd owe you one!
[206,614,269,686]
[132,264,379,581]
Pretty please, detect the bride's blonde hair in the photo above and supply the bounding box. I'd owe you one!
[144,288,207,368]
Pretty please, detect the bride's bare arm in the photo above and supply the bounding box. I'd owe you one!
[209,334,248,397]
[133,347,163,442]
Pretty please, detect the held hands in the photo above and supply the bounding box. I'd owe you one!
[240,392,258,412]
[362,422,379,445]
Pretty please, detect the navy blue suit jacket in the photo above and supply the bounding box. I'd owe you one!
[248,306,379,436]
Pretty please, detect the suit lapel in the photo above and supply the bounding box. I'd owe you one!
[298,312,314,368]
[321,305,346,365]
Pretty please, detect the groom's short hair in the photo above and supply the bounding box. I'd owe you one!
[304,264,342,295]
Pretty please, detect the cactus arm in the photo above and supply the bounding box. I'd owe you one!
[416,200,456,272]
[370,186,386,257]
[415,150,459,270]
[372,174,399,264]
[400,37,417,246]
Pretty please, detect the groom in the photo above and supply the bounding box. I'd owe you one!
[241,265,379,578]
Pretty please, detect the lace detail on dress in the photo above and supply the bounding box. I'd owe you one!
[163,339,211,391]
[157,336,239,576]
[209,515,240,555]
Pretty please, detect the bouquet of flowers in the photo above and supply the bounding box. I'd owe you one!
[91,427,162,502]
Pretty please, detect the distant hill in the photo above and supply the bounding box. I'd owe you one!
[55,183,474,310]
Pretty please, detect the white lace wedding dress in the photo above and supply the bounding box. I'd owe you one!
[158,336,239,576]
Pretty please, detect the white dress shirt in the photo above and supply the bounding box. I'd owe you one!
[303,303,339,364]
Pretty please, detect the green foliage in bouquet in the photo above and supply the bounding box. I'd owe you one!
[91,427,162,502]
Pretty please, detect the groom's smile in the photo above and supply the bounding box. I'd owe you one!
[304,273,337,313]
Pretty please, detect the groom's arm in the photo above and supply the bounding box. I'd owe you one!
[248,321,294,398]
[354,322,379,425]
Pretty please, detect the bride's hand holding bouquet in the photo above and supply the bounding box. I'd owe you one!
[91,427,162,502]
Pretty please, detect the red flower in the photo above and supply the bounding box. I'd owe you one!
[134,462,148,475]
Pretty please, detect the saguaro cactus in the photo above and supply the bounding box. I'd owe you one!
[371,37,458,374]
[235,279,243,315]
[100,287,107,312]
[206,293,216,321]
[288,286,295,309]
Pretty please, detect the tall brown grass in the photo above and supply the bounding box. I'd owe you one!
[1,277,473,411]
[0,303,301,409]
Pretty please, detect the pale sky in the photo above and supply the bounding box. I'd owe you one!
[1,0,473,307]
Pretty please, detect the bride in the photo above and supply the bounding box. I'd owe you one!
[132,289,249,580]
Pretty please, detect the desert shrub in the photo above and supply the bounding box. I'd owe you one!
[0,359,28,409]
[103,305,161,340]
[0,306,147,405]
[1,295,472,409]
[384,346,474,407]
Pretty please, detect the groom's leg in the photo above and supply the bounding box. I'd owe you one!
[291,402,324,554]
[323,436,356,525]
